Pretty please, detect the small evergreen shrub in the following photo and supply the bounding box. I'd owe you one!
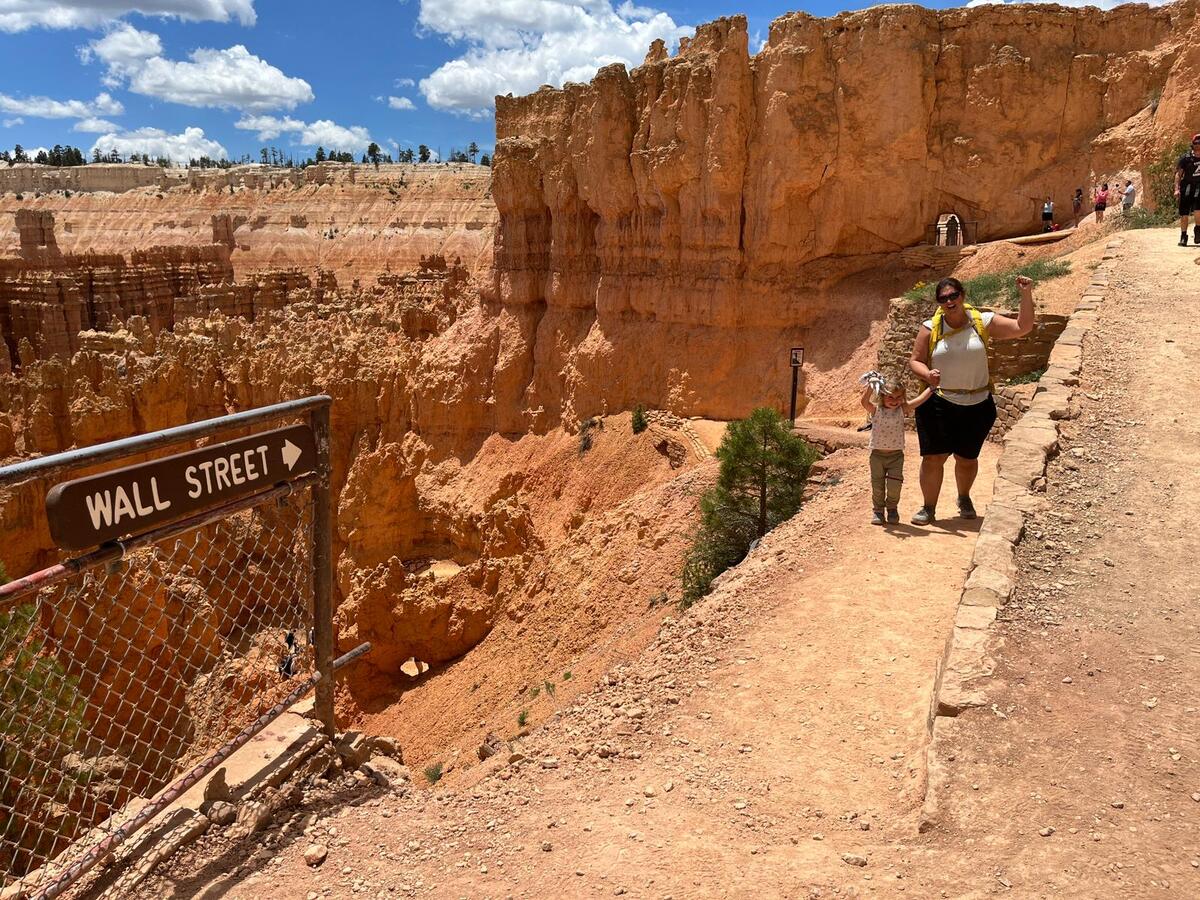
[631,404,648,434]
[680,408,819,608]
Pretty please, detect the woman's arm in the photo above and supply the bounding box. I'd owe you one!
[989,275,1035,340]
[903,386,934,413]
[859,385,877,414]
[910,326,941,387]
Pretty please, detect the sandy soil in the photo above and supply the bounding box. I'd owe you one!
[126,228,1200,900]
[915,228,1200,897]
[133,433,998,899]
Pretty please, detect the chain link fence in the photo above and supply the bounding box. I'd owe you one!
[0,398,332,899]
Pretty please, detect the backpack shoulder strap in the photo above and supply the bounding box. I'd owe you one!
[965,305,994,393]
[965,305,989,352]
[927,307,944,357]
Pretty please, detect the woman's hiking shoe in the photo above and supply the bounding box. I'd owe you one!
[886,508,900,524]
[871,509,885,526]
[911,506,936,526]
[957,495,977,520]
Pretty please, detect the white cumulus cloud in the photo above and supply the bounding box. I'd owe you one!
[393,78,415,88]
[417,0,690,116]
[0,91,123,119]
[234,115,373,151]
[387,96,416,110]
[91,126,227,162]
[964,0,1170,7]
[3,117,23,127]
[84,24,313,111]
[73,117,120,133]
[0,0,255,32]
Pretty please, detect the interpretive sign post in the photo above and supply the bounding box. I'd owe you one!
[789,346,804,426]
[45,424,317,552]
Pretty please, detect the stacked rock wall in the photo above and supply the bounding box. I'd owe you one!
[876,295,1067,394]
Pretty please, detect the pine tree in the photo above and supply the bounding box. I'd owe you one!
[418,144,430,163]
[680,408,818,606]
[468,141,479,163]
[315,146,326,162]
[367,142,382,168]
[480,153,491,167]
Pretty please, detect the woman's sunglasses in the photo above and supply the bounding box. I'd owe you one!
[936,290,962,304]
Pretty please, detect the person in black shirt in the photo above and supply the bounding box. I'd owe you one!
[1176,133,1200,246]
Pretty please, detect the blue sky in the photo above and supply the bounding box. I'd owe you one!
[0,0,1067,164]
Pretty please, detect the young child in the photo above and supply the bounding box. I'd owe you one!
[859,374,933,525]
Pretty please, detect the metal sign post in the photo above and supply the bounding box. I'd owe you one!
[789,347,804,426]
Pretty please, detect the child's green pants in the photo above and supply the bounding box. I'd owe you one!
[869,449,904,510]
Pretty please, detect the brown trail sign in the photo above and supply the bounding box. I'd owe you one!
[45,424,317,551]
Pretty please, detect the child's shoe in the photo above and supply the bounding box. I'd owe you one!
[911,505,936,526]
[886,508,899,524]
[871,508,885,526]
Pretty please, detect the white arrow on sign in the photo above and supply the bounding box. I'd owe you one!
[281,440,302,471]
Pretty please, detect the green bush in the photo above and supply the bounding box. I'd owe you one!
[423,762,444,784]
[1,561,88,848]
[631,404,648,434]
[680,408,819,608]
[1007,367,1045,385]
[903,259,1071,309]
[1139,140,1190,227]
[517,709,529,727]
[578,417,600,455]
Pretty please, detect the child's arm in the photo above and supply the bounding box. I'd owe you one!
[859,385,877,414]
[903,386,933,414]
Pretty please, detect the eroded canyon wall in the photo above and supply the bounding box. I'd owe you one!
[0,163,497,286]
[490,1,1200,420]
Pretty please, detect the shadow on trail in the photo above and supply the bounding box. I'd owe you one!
[884,516,984,539]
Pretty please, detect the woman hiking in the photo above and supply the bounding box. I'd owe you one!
[907,274,1035,525]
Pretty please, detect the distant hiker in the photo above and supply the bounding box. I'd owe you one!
[1176,133,1200,246]
[908,274,1035,526]
[1072,188,1084,226]
[1094,183,1110,224]
[1041,196,1054,232]
[1122,180,1136,212]
[859,374,932,525]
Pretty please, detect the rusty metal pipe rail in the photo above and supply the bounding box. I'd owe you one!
[29,641,372,900]
[0,395,332,488]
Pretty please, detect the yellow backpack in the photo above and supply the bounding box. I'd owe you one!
[928,304,993,395]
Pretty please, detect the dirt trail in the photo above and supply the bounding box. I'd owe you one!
[137,434,996,899]
[913,228,1200,897]
[134,230,1200,899]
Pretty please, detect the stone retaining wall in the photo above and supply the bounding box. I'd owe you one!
[918,238,1122,831]
[992,382,1038,440]
[876,295,1067,396]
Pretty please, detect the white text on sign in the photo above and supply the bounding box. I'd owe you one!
[185,445,270,499]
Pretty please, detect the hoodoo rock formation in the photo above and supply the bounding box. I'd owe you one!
[0,163,496,286]
[490,2,1200,418]
[4,2,1200,874]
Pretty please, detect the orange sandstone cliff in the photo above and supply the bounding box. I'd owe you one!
[3,0,1200,813]
[489,2,1200,419]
